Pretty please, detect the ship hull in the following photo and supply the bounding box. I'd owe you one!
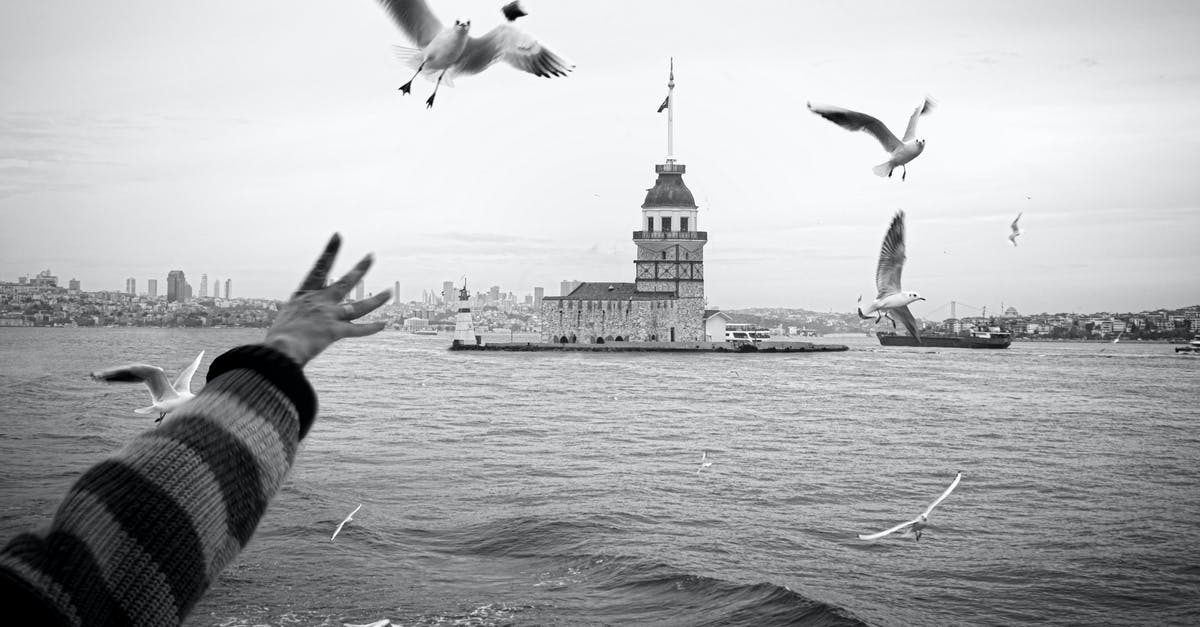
[878,333,1011,349]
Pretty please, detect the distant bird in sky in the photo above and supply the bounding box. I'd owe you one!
[376,0,573,108]
[696,451,713,474]
[858,472,962,542]
[807,96,936,180]
[91,351,204,423]
[331,504,363,541]
[1009,212,1024,246]
[858,211,924,341]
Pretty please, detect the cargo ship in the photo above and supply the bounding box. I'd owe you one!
[877,326,1012,349]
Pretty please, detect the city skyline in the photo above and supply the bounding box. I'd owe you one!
[2,2,1199,314]
[4,264,1193,319]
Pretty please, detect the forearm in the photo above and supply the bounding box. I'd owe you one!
[0,345,316,627]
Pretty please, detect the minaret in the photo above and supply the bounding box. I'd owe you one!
[634,58,707,301]
[452,278,477,345]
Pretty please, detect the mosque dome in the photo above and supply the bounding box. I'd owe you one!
[642,162,697,209]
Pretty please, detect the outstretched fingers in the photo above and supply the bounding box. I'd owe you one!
[327,254,374,302]
[294,234,342,298]
[341,290,392,320]
[338,320,387,339]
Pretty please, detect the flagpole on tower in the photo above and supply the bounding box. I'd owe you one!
[666,57,675,162]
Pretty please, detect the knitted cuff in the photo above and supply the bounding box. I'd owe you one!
[206,344,318,439]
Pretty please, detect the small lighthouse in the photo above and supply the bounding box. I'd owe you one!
[452,279,477,346]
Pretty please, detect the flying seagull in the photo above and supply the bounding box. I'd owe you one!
[377,0,573,108]
[331,504,363,541]
[1008,212,1024,246]
[696,450,714,474]
[858,211,924,341]
[807,96,936,180]
[91,351,205,424]
[858,472,962,542]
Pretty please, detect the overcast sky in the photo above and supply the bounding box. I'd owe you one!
[2,0,1198,316]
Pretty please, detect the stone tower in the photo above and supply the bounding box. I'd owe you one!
[633,59,706,302]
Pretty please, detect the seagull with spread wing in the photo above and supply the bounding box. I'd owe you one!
[808,96,936,180]
[90,351,205,423]
[331,504,363,541]
[1009,212,1024,246]
[696,450,713,474]
[858,211,925,342]
[858,472,962,542]
[376,0,573,108]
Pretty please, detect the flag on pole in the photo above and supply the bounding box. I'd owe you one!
[657,95,670,113]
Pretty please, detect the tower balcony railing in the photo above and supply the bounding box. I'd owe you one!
[632,230,707,241]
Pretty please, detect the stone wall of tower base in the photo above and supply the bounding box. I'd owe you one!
[540,297,706,343]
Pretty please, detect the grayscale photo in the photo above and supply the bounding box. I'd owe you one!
[1,1,1198,625]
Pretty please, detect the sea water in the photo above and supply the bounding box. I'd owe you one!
[1,328,1197,626]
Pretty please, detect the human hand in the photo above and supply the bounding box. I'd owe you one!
[263,234,392,367]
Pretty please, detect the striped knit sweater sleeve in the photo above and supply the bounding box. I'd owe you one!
[0,344,318,627]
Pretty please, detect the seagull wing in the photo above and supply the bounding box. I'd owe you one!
[457,23,573,78]
[808,102,901,153]
[857,516,920,541]
[892,305,921,342]
[1011,212,1022,233]
[91,364,177,403]
[377,0,443,48]
[901,96,936,143]
[921,472,962,518]
[501,0,527,22]
[875,210,907,297]
[171,350,204,394]
[331,504,362,541]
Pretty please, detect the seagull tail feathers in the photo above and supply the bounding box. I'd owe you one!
[872,162,892,178]
[392,46,426,71]
[134,405,155,415]
[391,46,457,87]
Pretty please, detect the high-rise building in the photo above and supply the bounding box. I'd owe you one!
[534,286,544,303]
[185,282,192,301]
[200,274,208,298]
[442,281,455,305]
[560,280,581,297]
[213,278,219,299]
[125,278,136,295]
[224,278,232,300]
[355,280,365,301]
[69,279,81,292]
[488,285,500,303]
[148,279,158,298]
[167,271,187,302]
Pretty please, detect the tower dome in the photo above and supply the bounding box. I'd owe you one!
[642,162,696,208]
